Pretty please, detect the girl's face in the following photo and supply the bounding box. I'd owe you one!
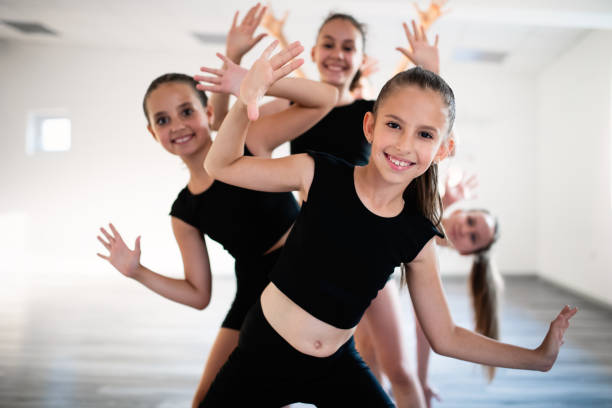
[446,209,496,255]
[146,82,212,157]
[364,85,453,186]
[311,18,364,88]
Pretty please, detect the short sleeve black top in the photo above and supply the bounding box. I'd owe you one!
[270,151,444,329]
[290,99,374,166]
[170,178,299,260]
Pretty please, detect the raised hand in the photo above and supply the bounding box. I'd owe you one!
[226,3,268,62]
[97,223,141,279]
[239,40,304,121]
[195,53,248,97]
[442,169,479,208]
[261,5,289,40]
[396,20,440,74]
[536,305,578,371]
[413,0,450,31]
[360,54,380,79]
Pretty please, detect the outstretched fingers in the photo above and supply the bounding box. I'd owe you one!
[273,58,304,81]
[269,41,304,69]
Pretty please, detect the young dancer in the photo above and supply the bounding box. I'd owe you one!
[96,40,337,407]
[196,12,487,407]
[197,40,577,407]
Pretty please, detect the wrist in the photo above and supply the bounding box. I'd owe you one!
[129,263,145,280]
[226,50,243,64]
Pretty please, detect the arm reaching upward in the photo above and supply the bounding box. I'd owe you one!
[196,46,337,157]
[204,40,316,197]
[209,3,268,130]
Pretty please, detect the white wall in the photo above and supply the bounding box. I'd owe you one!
[0,39,540,288]
[536,30,612,306]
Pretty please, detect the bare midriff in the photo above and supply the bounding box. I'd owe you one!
[260,283,354,358]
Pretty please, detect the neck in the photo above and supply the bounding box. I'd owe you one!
[354,163,407,216]
[327,81,355,106]
[181,142,213,192]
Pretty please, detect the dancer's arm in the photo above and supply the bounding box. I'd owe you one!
[406,239,577,371]
[97,221,212,310]
[209,3,268,130]
[197,42,337,157]
[204,41,315,197]
[415,317,440,407]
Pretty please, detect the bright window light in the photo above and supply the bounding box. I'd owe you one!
[40,118,71,151]
[26,112,71,155]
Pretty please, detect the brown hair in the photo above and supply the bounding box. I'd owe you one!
[142,73,208,124]
[467,210,502,381]
[374,67,455,229]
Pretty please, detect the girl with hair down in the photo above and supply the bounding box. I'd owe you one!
[197,38,576,407]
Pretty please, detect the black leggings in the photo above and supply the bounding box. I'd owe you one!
[221,247,282,330]
[200,299,395,407]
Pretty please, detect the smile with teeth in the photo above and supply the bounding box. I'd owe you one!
[384,153,414,170]
[172,134,194,144]
[323,61,347,72]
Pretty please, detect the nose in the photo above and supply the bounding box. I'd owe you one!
[395,132,414,153]
[331,46,344,59]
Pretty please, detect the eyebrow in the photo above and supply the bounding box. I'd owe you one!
[322,35,354,44]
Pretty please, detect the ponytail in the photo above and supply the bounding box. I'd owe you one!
[469,251,503,381]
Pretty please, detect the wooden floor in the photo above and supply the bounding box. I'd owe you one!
[2,274,612,407]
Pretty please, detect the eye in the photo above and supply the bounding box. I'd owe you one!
[323,43,333,49]
[467,216,475,226]
[343,46,354,52]
[155,116,169,126]
[470,233,477,244]
[182,108,194,117]
[419,131,433,139]
[386,121,400,130]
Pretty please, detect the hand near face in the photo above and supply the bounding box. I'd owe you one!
[239,40,304,121]
[195,53,247,97]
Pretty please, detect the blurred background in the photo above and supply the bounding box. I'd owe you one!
[1,0,611,406]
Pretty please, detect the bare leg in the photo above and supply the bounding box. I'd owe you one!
[191,327,239,408]
[355,314,383,381]
[357,279,426,408]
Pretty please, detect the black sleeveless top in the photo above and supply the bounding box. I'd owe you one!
[170,180,299,261]
[290,99,374,166]
[270,151,444,329]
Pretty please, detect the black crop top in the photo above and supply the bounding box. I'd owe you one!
[290,99,374,166]
[170,180,299,260]
[270,151,443,329]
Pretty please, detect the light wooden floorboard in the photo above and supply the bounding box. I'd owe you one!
[1,275,611,407]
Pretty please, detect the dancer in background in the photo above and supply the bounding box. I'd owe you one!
[96,28,337,407]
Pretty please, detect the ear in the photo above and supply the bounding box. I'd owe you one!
[362,111,375,144]
[206,103,214,125]
[147,124,158,142]
[311,46,316,63]
[433,133,455,163]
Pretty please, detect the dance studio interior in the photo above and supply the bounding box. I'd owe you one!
[1,0,611,406]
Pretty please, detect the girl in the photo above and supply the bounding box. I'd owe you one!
[197,40,577,407]
[96,38,337,407]
[199,12,444,407]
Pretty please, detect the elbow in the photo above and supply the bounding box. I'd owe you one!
[326,86,339,109]
[203,156,220,179]
[193,298,210,311]
[427,326,457,357]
